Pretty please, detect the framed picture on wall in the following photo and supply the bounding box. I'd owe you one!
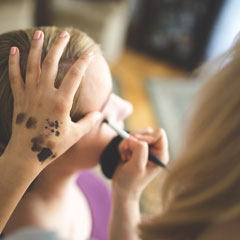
[128,0,225,70]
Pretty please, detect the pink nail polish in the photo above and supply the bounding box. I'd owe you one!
[86,51,94,57]
[59,31,69,38]
[33,30,42,40]
[10,47,17,55]
[81,51,94,59]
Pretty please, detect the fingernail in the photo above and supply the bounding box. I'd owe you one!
[59,31,69,38]
[33,30,42,40]
[86,51,94,57]
[81,51,94,60]
[10,47,17,55]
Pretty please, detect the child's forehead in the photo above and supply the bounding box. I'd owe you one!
[100,90,113,113]
[78,54,113,114]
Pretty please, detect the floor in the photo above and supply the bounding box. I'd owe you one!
[110,48,188,213]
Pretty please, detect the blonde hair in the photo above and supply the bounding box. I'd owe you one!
[0,26,100,156]
[139,35,240,239]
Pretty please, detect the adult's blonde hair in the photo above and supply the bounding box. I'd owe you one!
[139,36,240,239]
[0,26,100,156]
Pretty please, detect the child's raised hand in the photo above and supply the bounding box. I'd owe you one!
[5,30,102,169]
[112,128,169,201]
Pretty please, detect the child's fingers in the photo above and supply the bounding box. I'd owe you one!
[58,52,94,101]
[8,47,24,99]
[25,30,44,89]
[40,31,70,88]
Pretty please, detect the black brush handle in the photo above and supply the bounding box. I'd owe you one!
[148,151,166,168]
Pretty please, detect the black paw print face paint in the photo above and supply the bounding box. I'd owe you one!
[37,148,53,162]
[45,119,61,136]
[16,113,26,124]
[15,112,61,163]
[26,117,38,129]
[31,135,44,152]
[30,119,63,162]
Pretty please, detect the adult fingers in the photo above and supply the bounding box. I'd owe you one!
[158,129,169,165]
[131,127,154,135]
[133,128,169,165]
[145,162,162,181]
[151,128,168,152]
[150,128,169,165]
[25,30,44,89]
[160,128,168,151]
[40,31,70,88]
[127,138,149,171]
[72,111,102,141]
[118,139,129,154]
[58,52,94,100]
[8,47,24,99]
[118,139,130,162]
[132,128,163,145]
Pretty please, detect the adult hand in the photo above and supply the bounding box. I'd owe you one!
[109,128,169,240]
[5,30,102,169]
[112,128,169,201]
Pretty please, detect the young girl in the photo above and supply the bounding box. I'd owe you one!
[0,27,165,240]
[2,26,240,240]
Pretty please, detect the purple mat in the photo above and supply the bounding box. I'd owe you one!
[76,171,112,240]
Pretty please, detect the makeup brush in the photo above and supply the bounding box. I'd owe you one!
[103,119,166,168]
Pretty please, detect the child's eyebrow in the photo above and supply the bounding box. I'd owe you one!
[100,88,113,112]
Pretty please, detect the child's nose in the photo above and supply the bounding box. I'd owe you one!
[118,99,133,121]
[105,94,133,122]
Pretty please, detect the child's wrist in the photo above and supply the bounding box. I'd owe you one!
[1,146,43,176]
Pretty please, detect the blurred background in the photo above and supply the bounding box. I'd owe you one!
[1,0,240,213]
